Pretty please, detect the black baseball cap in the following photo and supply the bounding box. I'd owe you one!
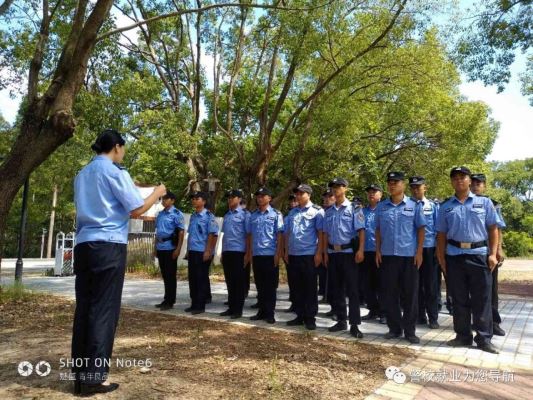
[254,187,272,196]
[409,176,426,185]
[293,184,313,194]
[450,166,471,177]
[190,191,208,200]
[365,184,383,192]
[162,191,176,200]
[328,177,348,187]
[226,188,244,198]
[386,171,405,181]
[322,188,334,197]
[471,173,487,182]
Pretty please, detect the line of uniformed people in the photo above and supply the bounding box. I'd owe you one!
[72,129,507,395]
[153,168,506,353]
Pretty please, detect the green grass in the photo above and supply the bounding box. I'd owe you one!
[0,282,35,304]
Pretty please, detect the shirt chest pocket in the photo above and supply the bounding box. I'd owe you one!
[341,211,353,224]
[470,207,486,222]
[400,209,415,221]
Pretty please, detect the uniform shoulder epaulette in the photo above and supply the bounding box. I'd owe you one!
[312,204,322,210]
[272,208,282,215]
[475,194,498,206]
[113,162,126,170]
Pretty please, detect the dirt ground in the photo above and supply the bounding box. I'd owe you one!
[0,293,411,399]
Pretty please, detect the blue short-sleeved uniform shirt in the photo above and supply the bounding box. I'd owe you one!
[222,207,250,252]
[436,192,498,256]
[74,155,144,245]
[155,206,185,251]
[375,195,427,257]
[187,209,219,252]
[323,199,365,254]
[285,202,324,256]
[362,205,378,252]
[416,197,439,248]
[246,205,284,256]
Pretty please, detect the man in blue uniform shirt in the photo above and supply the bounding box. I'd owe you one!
[246,187,284,324]
[361,184,386,324]
[284,193,299,313]
[283,184,324,330]
[154,192,185,310]
[470,173,507,337]
[185,191,219,314]
[323,177,366,338]
[319,189,336,303]
[436,166,500,353]
[375,172,426,344]
[220,189,250,319]
[409,176,440,329]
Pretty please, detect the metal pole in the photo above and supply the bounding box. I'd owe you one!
[15,179,29,282]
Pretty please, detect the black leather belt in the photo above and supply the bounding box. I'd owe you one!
[448,239,487,249]
[156,236,172,243]
[328,243,352,251]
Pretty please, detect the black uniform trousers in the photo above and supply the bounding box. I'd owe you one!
[286,260,296,305]
[288,255,318,323]
[328,252,361,325]
[245,262,251,297]
[188,251,211,311]
[157,249,178,305]
[446,254,493,345]
[381,256,419,337]
[492,266,502,324]
[418,247,439,323]
[361,251,384,316]
[222,251,246,315]
[72,242,127,385]
[252,256,279,319]
[317,263,327,296]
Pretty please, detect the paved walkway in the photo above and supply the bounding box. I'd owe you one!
[3,272,533,399]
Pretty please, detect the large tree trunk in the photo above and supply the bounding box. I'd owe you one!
[0,0,114,267]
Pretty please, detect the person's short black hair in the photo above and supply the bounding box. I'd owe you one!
[91,129,126,154]
[162,191,176,201]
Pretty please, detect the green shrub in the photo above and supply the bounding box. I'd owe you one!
[503,231,533,257]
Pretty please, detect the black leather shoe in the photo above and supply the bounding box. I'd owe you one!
[493,324,506,336]
[406,335,420,344]
[328,321,348,332]
[230,313,242,319]
[429,321,440,329]
[78,382,119,396]
[384,331,402,339]
[305,321,316,330]
[250,302,259,309]
[250,313,264,321]
[264,317,276,324]
[219,309,232,316]
[286,317,304,326]
[362,312,378,321]
[447,337,473,347]
[155,302,166,308]
[159,304,173,311]
[478,342,499,354]
[350,326,363,338]
[184,306,194,312]
[379,316,387,324]
[190,309,205,315]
